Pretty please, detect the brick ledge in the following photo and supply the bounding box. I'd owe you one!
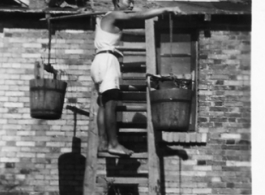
[162,132,208,143]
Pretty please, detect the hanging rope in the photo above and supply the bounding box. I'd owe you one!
[169,13,173,57]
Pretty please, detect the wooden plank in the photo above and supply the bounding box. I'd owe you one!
[147,76,161,195]
[116,45,146,52]
[146,18,161,194]
[98,152,148,159]
[145,19,157,75]
[119,128,147,133]
[120,80,146,91]
[122,72,146,79]
[83,86,98,195]
[40,11,107,21]
[97,176,148,185]
[120,80,146,86]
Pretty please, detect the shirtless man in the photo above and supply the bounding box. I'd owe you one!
[91,0,181,155]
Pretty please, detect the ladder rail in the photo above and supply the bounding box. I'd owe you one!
[83,86,98,195]
[145,19,162,195]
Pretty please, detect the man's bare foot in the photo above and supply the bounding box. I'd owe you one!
[108,144,134,156]
[98,139,108,152]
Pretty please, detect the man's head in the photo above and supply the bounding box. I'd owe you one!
[113,0,134,11]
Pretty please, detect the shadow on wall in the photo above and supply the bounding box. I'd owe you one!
[58,137,86,195]
[58,106,89,195]
[106,158,141,195]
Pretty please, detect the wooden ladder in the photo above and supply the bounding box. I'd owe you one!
[83,19,161,195]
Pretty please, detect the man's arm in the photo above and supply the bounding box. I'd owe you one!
[112,7,181,21]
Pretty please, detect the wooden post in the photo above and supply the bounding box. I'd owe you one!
[83,86,98,195]
[145,19,161,195]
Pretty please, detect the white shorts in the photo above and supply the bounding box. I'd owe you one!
[91,53,121,93]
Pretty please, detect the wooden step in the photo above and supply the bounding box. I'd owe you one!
[120,80,146,91]
[98,152,148,159]
[97,176,148,185]
[116,46,146,52]
[119,128,147,133]
[122,73,146,79]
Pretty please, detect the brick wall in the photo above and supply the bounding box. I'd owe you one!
[161,31,251,195]
[0,24,251,195]
[0,27,94,195]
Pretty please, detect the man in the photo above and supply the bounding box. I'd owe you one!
[91,0,181,155]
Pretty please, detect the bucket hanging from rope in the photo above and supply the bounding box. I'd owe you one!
[29,14,67,120]
[30,78,67,119]
[150,88,192,131]
[147,73,193,131]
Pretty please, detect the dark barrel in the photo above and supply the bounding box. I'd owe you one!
[30,79,67,120]
[150,88,192,131]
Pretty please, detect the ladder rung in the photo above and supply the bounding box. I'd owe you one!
[119,128,147,133]
[98,152,148,159]
[120,80,146,85]
[122,73,146,80]
[97,176,148,185]
[116,46,146,52]
[116,105,147,112]
[122,52,146,56]
[120,80,146,91]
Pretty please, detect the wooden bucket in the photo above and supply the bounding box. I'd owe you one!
[30,79,67,120]
[150,88,192,131]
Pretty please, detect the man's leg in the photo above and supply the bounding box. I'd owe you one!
[103,90,134,155]
[97,103,108,152]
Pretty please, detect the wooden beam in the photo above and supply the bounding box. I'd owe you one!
[145,19,161,195]
[83,86,98,195]
[145,19,157,75]
[147,76,161,195]
[40,11,106,21]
